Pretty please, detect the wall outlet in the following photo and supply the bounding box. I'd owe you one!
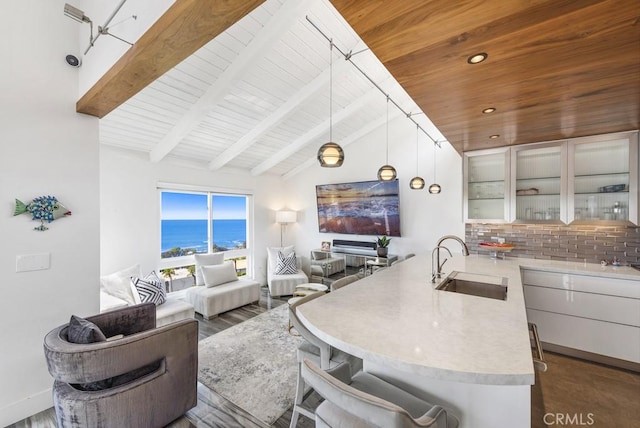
[491,237,506,244]
[16,253,50,272]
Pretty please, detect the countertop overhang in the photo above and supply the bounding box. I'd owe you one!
[296,255,640,387]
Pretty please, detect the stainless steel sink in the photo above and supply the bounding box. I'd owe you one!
[436,271,508,301]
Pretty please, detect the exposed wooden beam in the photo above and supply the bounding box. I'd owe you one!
[208,55,352,171]
[251,86,383,176]
[149,0,314,163]
[76,0,265,119]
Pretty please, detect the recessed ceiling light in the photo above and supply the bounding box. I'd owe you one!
[482,107,496,114]
[489,134,500,139]
[467,53,488,64]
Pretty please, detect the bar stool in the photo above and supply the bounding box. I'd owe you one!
[302,359,459,428]
[288,294,362,428]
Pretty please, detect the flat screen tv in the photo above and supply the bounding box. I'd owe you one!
[316,179,401,236]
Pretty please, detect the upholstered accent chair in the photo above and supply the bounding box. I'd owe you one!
[43,303,198,428]
[310,250,346,278]
[289,293,362,427]
[267,246,308,296]
[301,359,460,428]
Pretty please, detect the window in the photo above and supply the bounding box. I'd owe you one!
[160,188,252,278]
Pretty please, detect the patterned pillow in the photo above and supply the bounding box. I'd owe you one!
[275,251,298,275]
[131,271,166,306]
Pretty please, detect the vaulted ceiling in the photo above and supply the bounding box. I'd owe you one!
[93,0,438,178]
[86,0,639,176]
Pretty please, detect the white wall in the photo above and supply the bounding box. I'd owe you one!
[100,146,286,284]
[286,116,465,270]
[0,1,100,425]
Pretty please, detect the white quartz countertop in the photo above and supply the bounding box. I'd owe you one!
[297,255,640,386]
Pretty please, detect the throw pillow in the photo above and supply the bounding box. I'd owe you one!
[201,261,238,288]
[100,264,141,305]
[267,245,294,273]
[275,251,298,275]
[131,271,167,306]
[67,315,112,391]
[67,315,107,344]
[194,253,225,286]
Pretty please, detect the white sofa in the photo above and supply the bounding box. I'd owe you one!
[185,278,261,319]
[99,265,194,327]
[100,289,195,327]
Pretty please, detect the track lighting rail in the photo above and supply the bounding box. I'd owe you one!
[306,16,441,148]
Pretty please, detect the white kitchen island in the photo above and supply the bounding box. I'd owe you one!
[297,254,536,427]
[297,253,640,427]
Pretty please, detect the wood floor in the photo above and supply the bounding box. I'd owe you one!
[10,286,640,427]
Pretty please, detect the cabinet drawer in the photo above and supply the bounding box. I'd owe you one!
[527,309,640,363]
[524,285,640,327]
[522,269,640,299]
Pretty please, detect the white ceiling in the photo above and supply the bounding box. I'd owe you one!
[99,0,445,178]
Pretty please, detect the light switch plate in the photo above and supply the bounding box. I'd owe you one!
[16,253,50,272]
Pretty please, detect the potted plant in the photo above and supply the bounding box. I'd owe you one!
[376,235,391,257]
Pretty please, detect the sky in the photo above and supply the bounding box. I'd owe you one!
[161,192,247,220]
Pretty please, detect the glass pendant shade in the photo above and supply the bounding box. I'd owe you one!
[429,139,441,194]
[377,164,397,181]
[410,176,425,189]
[410,124,424,190]
[318,142,344,167]
[317,41,343,168]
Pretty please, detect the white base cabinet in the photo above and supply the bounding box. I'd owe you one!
[522,269,640,364]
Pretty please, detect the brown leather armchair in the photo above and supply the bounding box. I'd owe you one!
[43,303,198,428]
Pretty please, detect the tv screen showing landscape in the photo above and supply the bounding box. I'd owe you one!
[316,179,401,236]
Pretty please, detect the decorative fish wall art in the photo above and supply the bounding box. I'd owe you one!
[13,195,71,231]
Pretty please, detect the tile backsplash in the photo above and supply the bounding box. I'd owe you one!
[465,223,640,265]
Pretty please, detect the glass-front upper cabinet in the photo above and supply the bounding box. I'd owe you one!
[568,131,638,224]
[510,142,567,223]
[464,147,510,222]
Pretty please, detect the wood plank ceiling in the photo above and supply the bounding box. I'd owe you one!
[97,0,436,177]
[329,0,640,153]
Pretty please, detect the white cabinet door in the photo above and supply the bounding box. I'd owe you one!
[522,268,640,364]
[568,131,639,225]
[527,309,640,363]
[510,141,567,223]
[464,147,510,223]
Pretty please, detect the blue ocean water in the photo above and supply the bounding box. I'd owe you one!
[161,219,246,253]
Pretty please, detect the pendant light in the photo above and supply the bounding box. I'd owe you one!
[377,96,397,181]
[318,40,344,168]
[409,124,425,190]
[428,141,442,194]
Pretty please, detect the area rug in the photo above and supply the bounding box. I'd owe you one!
[197,304,304,426]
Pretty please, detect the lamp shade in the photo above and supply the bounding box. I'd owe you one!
[428,183,442,194]
[318,142,344,167]
[410,176,425,190]
[377,165,397,181]
[276,210,297,224]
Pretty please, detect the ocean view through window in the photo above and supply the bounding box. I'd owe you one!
[160,190,251,279]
